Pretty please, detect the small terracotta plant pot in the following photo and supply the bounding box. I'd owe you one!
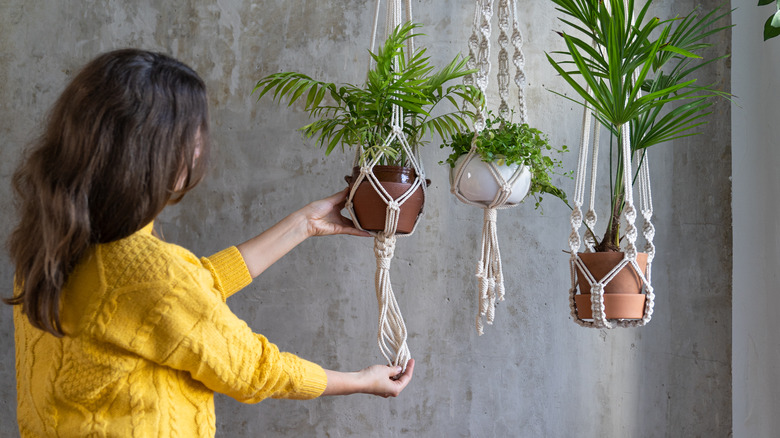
[574,251,648,320]
[451,155,532,206]
[345,166,429,234]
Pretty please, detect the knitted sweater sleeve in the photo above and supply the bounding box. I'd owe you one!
[199,246,253,301]
[99,243,328,403]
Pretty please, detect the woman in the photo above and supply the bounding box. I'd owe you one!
[6,48,413,437]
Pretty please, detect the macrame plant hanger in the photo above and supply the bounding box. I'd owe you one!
[453,0,528,335]
[343,0,420,370]
[567,0,656,328]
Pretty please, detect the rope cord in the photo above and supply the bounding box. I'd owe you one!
[454,0,531,334]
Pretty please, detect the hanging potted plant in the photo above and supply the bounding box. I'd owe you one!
[546,0,731,322]
[253,22,482,234]
[441,111,569,209]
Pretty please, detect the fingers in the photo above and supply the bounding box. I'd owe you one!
[394,358,414,385]
[325,189,348,208]
[326,190,370,237]
[378,359,415,398]
[339,224,371,237]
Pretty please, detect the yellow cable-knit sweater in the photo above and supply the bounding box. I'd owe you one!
[13,222,328,437]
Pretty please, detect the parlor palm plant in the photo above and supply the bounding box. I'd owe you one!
[253,21,482,166]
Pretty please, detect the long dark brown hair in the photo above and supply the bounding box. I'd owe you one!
[5,49,211,336]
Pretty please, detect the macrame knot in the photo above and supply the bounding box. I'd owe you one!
[584,210,597,225]
[386,200,400,212]
[642,221,655,241]
[511,29,523,49]
[484,208,497,223]
[623,204,637,223]
[496,279,505,302]
[360,165,372,177]
[625,245,637,261]
[373,235,396,260]
[625,223,638,244]
[645,283,655,301]
[468,34,480,53]
[391,125,403,136]
[570,207,583,225]
[568,230,581,251]
[499,182,512,197]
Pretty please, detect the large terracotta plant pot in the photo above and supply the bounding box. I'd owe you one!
[574,251,648,320]
[345,166,428,234]
[451,155,532,205]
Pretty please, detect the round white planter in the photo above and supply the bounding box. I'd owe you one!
[451,154,532,206]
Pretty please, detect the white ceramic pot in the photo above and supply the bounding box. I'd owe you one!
[451,155,532,205]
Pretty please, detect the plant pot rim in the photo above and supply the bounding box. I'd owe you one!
[454,153,528,167]
[345,165,431,186]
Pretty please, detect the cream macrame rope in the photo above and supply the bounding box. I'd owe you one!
[344,0,419,370]
[567,1,655,328]
[454,0,528,335]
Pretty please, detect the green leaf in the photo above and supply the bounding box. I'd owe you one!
[765,15,780,40]
[659,43,703,60]
[758,0,774,6]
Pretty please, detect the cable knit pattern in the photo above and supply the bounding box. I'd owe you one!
[13,222,328,437]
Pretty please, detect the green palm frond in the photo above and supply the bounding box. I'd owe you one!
[547,0,732,250]
[253,21,482,165]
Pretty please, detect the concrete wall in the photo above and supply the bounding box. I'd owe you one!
[0,1,731,436]
[731,1,780,437]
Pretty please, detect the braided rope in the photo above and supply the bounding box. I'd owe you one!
[374,234,411,367]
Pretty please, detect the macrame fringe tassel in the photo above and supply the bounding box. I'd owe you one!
[475,208,505,335]
[373,234,411,371]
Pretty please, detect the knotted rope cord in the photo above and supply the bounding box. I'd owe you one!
[567,1,655,328]
[454,0,531,334]
[345,0,420,370]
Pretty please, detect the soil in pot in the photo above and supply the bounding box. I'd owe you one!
[574,251,648,320]
[345,166,429,234]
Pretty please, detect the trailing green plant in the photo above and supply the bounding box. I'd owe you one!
[253,22,483,167]
[760,0,780,40]
[546,0,732,252]
[441,111,570,209]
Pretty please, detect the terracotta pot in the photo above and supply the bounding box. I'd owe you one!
[574,294,647,319]
[575,252,648,294]
[344,166,429,234]
[451,155,532,205]
[574,251,648,320]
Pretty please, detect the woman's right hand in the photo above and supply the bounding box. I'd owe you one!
[301,189,370,238]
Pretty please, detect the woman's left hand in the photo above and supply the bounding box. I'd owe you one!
[303,190,370,237]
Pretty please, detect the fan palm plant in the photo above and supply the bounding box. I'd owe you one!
[546,0,731,252]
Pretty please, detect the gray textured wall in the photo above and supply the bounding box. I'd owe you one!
[0,1,731,437]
